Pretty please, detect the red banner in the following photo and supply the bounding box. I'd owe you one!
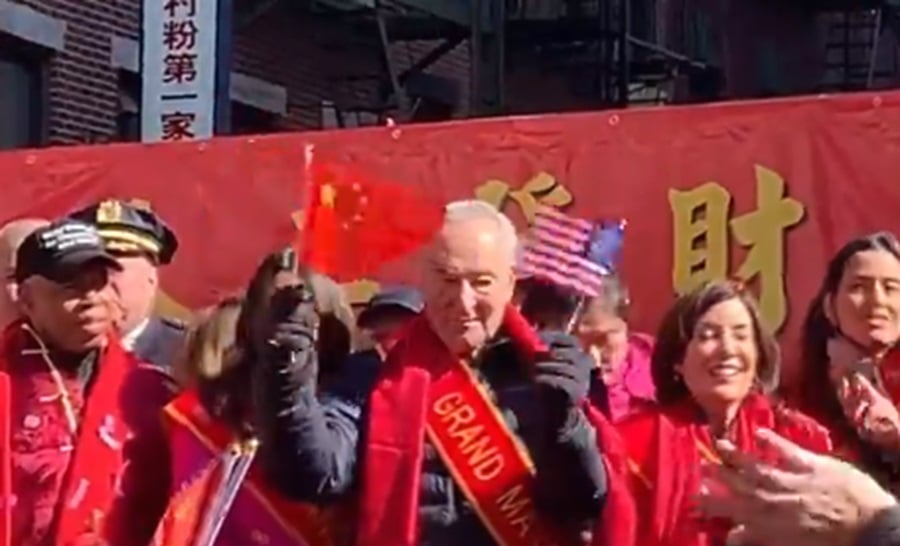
[3,92,900,386]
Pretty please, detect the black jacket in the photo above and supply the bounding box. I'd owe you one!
[254,336,607,546]
[130,316,186,369]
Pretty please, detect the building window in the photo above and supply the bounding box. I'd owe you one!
[116,71,141,142]
[0,39,44,150]
[231,101,279,135]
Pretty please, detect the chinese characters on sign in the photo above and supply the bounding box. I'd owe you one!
[476,171,574,223]
[669,165,805,332]
[142,0,221,142]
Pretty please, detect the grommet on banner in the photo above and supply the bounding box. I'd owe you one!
[608,114,620,126]
[873,95,883,108]
[386,117,402,140]
[25,155,36,165]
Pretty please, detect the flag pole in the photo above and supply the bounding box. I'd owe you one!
[193,441,258,546]
[565,296,587,334]
[303,143,314,184]
[296,143,315,259]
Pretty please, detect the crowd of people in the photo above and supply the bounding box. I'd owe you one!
[1,197,900,546]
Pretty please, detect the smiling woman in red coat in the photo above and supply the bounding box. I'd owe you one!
[612,280,832,546]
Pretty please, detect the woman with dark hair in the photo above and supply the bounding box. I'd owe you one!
[794,232,900,481]
[575,275,655,421]
[611,280,831,546]
[153,249,356,546]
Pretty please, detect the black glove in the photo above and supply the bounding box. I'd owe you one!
[265,285,319,386]
[534,331,593,430]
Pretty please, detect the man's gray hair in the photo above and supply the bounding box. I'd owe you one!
[442,200,518,263]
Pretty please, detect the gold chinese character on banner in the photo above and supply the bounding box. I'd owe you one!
[475,171,573,223]
[342,279,381,306]
[669,165,804,331]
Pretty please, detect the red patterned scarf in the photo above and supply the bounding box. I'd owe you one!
[0,320,132,546]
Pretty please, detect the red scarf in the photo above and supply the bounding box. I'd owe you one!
[0,320,132,546]
[612,394,833,546]
[357,305,629,546]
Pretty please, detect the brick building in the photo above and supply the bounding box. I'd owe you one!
[0,0,474,150]
[1,0,899,151]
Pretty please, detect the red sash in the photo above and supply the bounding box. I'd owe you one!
[157,390,335,546]
[0,320,133,546]
[614,395,832,546]
[358,306,621,546]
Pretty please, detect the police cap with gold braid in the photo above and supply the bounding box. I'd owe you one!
[68,199,179,265]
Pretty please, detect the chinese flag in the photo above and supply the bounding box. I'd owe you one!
[150,460,222,546]
[301,156,444,281]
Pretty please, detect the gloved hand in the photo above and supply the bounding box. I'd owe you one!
[534,331,593,430]
[265,285,319,386]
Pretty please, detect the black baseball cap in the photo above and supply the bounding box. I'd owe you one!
[357,286,424,328]
[15,219,123,283]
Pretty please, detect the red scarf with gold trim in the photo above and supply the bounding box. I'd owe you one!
[357,306,628,546]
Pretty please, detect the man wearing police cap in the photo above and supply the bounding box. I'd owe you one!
[0,218,173,546]
[69,199,185,369]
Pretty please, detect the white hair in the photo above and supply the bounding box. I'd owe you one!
[442,200,518,264]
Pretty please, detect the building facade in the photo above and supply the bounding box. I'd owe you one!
[0,0,472,149]
[1,0,898,151]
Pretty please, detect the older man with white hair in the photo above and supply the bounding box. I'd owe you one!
[0,217,49,329]
[254,200,607,546]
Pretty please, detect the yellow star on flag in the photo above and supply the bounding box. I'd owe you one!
[320,184,337,208]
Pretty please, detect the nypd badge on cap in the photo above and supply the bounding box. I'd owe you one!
[69,199,179,265]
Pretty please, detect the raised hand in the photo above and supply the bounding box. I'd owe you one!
[839,372,900,452]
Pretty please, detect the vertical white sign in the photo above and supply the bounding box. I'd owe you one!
[141,0,219,142]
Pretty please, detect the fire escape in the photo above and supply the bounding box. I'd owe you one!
[241,0,715,125]
[812,0,900,91]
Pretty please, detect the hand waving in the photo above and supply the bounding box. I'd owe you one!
[839,372,900,453]
[697,429,897,546]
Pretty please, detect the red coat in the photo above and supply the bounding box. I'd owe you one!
[0,321,176,546]
[611,396,833,546]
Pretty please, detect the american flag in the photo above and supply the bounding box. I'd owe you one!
[518,207,611,297]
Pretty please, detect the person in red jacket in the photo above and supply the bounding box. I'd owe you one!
[0,218,176,546]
